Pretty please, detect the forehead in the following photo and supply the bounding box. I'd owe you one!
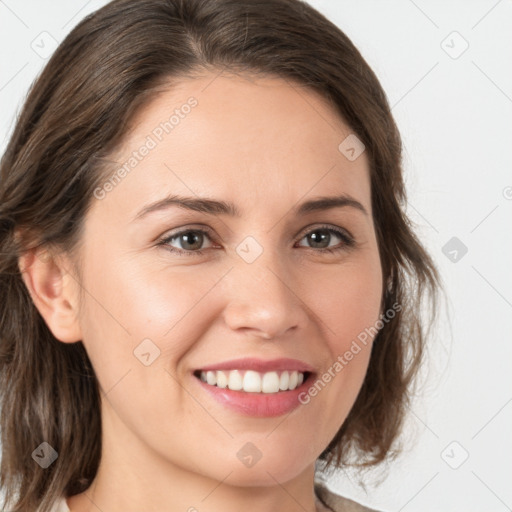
[96,71,371,219]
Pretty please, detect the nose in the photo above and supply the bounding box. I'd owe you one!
[221,248,309,340]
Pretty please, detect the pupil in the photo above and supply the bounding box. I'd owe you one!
[309,230,329,248]
[178,230,333,251]
[182,231,202,250]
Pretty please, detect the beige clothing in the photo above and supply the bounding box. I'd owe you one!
[51,480,383,512]
[314,480,383,511]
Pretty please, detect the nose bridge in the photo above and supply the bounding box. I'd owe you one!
[222,238,306,339]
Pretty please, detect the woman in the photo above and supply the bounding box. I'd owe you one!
[0,1,440,511]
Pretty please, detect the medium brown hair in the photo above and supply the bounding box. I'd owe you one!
[0,0,440,510]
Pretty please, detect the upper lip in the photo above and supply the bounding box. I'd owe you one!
[196,357,315,374]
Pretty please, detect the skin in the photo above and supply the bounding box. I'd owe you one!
[19,70,383,512]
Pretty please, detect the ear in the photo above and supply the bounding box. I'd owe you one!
[18,245,83,343]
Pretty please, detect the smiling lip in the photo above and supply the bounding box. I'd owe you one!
[192,357,315,418]
[196,357,315,373]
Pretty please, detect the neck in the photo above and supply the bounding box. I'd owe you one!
[67,403,321,512]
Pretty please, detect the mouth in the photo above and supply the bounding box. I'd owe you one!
[191,357,316,417]
[193,368,313,393]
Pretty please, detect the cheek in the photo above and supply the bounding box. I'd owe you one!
[304,254,383,352]
[297,253,382,418]
[77,250,229,379]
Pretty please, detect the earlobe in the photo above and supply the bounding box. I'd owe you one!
[18,246,83,343]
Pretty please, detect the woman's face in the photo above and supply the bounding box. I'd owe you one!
[70,72,383,486]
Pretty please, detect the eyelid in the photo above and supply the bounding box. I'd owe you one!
[295,222,353,241]
[157,222,356,255]
[158,224,218,241]
[157,223,352,243]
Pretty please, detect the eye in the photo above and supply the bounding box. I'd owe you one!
[295,225,355,253]
[157,228,215,256]
[157,224,355,257]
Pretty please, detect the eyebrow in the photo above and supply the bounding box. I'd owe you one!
[132,193,368,221]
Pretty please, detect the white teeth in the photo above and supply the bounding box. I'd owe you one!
[261,371,280,393]
[243,370,262,392]
[228,369,243,390]
[279,371,289,390]
[206,371,216,386]
[216,370,228,388]
[198,369,306,393]
[289,370,298,390]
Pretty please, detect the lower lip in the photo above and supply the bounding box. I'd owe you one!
[193,374,313,417]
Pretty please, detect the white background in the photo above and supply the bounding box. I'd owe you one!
[1,1,511,511]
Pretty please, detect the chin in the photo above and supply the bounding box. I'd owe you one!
[199,444,314,487]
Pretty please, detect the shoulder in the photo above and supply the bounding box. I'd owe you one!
[54,486,381,512]
[314,480,385,512]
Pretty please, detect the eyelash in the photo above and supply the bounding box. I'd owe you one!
[156,224,355,257]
